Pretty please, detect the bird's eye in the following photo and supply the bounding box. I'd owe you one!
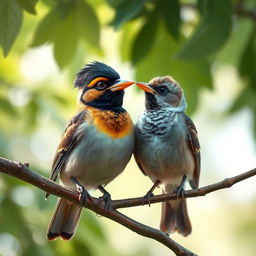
[158,86,167,93]
[96,81,108,90]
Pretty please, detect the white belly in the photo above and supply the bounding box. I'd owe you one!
[60,125,134,189]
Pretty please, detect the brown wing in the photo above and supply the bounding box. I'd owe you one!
[46,111,87,198]
[184,115,201,189]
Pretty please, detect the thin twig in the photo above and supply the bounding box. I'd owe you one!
[112,167,256,209]
[1,156,255,255]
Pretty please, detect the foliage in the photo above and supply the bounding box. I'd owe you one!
[0,0,256,255]
[0,0,255,117]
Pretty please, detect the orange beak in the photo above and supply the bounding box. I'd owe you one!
[136,82,157,94]
[108,80,135,92]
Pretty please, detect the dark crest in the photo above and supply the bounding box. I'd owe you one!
[74,61,120,88]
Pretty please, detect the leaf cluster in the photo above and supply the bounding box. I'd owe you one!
[0,1,255,116]
[1,0,255,118]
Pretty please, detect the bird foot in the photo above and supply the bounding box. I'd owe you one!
[77,186,92,207]
[98,185,112,211]
[175,175,187,199]
[71,177,92,207]
[175,186,185,199]
[142,191,154,207]
[142,180,161,206]
[99,191,111,211]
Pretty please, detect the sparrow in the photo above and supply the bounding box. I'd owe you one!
[46,61,135,240]
[134,76,200,236]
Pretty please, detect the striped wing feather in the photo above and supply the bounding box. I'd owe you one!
[184,115,201,189]
[45,111,87,198]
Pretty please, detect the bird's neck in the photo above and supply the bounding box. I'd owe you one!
[145,95,187,113]
[78,101,125,113]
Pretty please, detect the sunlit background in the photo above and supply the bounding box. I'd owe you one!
[0,1,256,256]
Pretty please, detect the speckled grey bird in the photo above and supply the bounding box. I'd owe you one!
[46,62,135,240]
[134,76,200,236]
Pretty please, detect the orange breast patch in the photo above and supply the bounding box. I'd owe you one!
[89,108,133,138]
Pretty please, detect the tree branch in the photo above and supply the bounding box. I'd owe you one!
[112,167,256,209]
[1,156,256,255]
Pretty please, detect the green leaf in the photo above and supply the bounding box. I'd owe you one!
[53,8,79,68]
[120,22,139,62]
[31,6,61,47]
[113,0,147,29]
[239,27,256,90]
[0,0,23,56]
[197,0,204,14]
[136,24,212,114]
[177,0,232,60]
[41,0,56,7]
[106,0,124,8]
[229,87,256,114]
[253,108,256,140]
[17,0,38,14]
[217,19,254,66]
[25,97,39,128]
[32,0,100,64]
[76,0,100,49]
[0,97,17,115]
[131,13,158,64]
[230,87,256,140]
[229,88,247,114]
[156,0,181,38]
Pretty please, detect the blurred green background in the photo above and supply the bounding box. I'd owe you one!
[0,0,256,255]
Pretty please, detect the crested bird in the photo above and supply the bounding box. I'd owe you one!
[134,76,200,236]
[47,61,135,240]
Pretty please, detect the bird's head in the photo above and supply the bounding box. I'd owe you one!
[74,61,135,111]
[136,76,187,112]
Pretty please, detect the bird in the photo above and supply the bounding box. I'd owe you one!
[134,76,200,236]
[46,61,135,240]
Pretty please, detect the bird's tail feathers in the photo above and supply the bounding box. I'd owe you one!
[160,189,192,236]
[47,198,82,240]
